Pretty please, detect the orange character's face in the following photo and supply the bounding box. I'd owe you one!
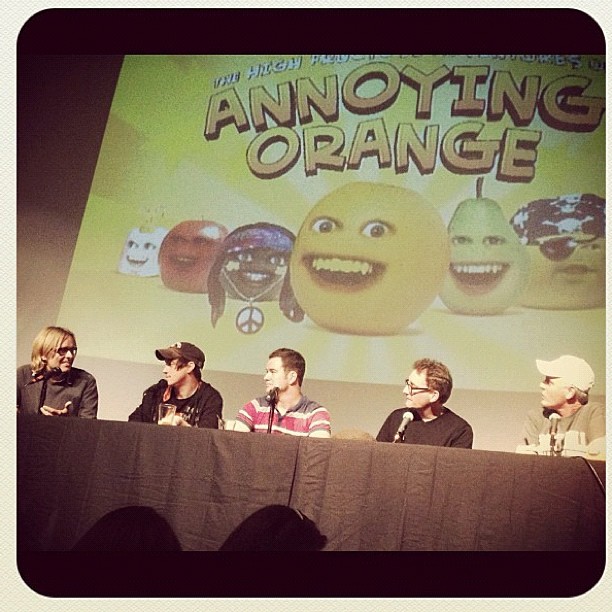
[290,182,449,335]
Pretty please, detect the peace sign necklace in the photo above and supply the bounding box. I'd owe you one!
[221,270,284,334]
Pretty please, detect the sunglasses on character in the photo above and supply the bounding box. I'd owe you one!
[536,235,601,261]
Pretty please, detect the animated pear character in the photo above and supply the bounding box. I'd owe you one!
[439,177,529,316]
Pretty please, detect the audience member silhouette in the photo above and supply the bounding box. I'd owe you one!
[219,504,327,551]
[71,505,182,551]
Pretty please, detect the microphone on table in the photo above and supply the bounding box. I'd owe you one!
[548,411,561,456]
[266,387,279,434]
[394,410,414,443]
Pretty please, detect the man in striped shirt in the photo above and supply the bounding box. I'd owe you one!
[233,348,331,437]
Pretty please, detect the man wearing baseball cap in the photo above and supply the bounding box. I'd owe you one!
[128,341,223,428]
[518,355,605,459]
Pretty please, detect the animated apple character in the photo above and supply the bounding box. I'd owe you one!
[159,220,228,293]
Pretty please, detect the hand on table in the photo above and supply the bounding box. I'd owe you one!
[172,414,192,427]
[40,401,72,416]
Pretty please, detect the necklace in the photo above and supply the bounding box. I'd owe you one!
[221,268,284,334]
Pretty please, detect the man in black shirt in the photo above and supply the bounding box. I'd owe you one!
[376,358,473,448]
[128,341,223,428]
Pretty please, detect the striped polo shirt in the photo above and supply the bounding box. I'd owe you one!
[236,395,331,436]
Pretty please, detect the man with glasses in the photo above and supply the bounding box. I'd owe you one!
[128,341,223,428]
[376,358,473,448]
[17,326,98,417]
[517,355,605,460]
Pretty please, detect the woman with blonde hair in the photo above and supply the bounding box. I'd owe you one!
[17,326,98,417]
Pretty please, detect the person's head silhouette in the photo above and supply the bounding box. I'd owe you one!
[71,505,182,551]
[219,504,327,551]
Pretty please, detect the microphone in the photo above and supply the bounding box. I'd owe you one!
[28,367,62,384]
[265,387,279,405]
[548,411,561,435]
[548,412,561,455]
[33,367,62,412]
[394,410,414,442]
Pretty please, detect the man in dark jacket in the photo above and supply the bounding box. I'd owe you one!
[17,326,98,418]
[129,342,223,428]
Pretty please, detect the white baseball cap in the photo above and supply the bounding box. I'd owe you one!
[536,355,595,392]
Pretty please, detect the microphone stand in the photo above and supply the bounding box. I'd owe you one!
[37,379,49,413]
[547,411,561,457]
[549,430,556,456]
[267,389,277,434]
[32,368,62,412]
[35,367,61,412]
